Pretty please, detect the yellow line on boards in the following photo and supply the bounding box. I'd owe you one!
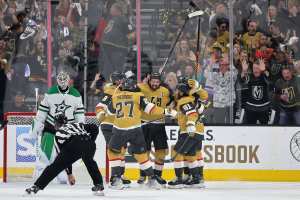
[1,168,300,182]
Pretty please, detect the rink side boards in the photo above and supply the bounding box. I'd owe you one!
[1,126,300,181]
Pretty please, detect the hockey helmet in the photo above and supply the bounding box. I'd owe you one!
[57,71,70,90]
[176,76,190,95]
[121,78,137,91]
[110,71,124,84]
[149,72,161,81]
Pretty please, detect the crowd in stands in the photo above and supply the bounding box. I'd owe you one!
[161,0,300,125]
[0,0,299,126]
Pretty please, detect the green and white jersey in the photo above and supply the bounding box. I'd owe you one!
[37,85,85,126]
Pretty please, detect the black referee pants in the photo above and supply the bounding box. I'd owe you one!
[34,137,103,189]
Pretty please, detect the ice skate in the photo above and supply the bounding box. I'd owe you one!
[147,176,162,189]
[121,176,131,188]
[168,177,184,189]
[185,176,205,188]
[110,176,124,190]
[137,176,146,185]
[155,175,167,187]
[92,184,105,196]
[182,174,191,185]
[25,185,40,195]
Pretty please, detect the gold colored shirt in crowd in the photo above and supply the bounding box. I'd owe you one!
[242,32,262,51]
[217,31,229,48]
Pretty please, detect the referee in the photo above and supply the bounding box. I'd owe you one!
[25,114,104,196]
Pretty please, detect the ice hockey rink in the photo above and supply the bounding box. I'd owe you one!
[1,181,300,200]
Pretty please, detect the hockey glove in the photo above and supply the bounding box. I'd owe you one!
[186,122,196,137]
[28,118,44,140]
[96,111,106,123]
[164,108,177,118]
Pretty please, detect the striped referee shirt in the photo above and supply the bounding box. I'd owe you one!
[55,123,90,145]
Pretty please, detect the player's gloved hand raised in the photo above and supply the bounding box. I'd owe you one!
[68,174,76,185]
[96,111,106,123]
[164,108,177,118]
[186,124,196,137]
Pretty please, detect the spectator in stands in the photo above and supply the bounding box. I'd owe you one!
[203,44,223,99]
[175,39,196,64]
[183,64,196,79]
[216,17,229,48]
[89,72,106,95]
[204,53,238,124]
[209,2,228,31]
[240,58,272,124]
[99,2,134,79]
[202,29,218,59]
[256,34,274,61]
[176,60,195,78]
[295,60,300,77]
[242,20,262,53]
[164,72,178,93]
[274,66,300,125]
[27,41,47,96]
[268,50,287,87]
[5,91,30,112]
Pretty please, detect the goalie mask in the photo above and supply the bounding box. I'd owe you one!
[57,71,70,90]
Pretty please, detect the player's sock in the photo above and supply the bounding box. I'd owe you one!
[154,169,162,177]
[154,169,166,185]
[110,166,122,185]
[120,160,131,185]
[109,157,122,182]
[137,169,146,184]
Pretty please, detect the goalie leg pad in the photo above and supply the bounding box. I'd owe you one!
[41,132,55,160]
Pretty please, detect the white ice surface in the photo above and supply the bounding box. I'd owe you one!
[0,182,300,200]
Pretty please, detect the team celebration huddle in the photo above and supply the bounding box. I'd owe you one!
[25,70,208,196]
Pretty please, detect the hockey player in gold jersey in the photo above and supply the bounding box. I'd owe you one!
[137,72,173,185]
[168,77,207,189]
[182,78,209,184]
[101,76,176,189]
[95,71,131,186]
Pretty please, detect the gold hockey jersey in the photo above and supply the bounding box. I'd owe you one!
[138,83,171,123]
[242,32,262,52]
[112,90,165,129]
[176,96,204,134]
[95,83,119,125]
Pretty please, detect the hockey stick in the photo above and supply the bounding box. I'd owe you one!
[33,88,40,181]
